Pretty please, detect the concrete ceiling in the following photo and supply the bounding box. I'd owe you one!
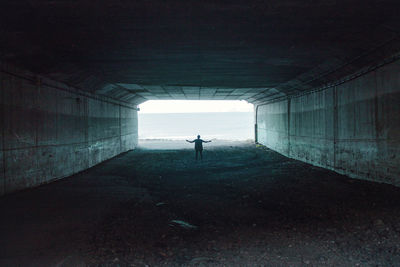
[1,0,400,104]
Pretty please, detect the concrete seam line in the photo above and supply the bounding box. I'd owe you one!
[119,105,122,152]
[279,36,400,93]
[0,68,138,111]
[1,71,6,194]
[0,134,137,152]
[299,52,400,96]
[256,52,400,107]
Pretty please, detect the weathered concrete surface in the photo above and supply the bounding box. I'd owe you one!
[0,79,4,196]
[257,100,289,155]
[290,88,335,169]
[1,1,400,104]
[1,0,399,191]
[0,63,138,195]
[256,59,400,185]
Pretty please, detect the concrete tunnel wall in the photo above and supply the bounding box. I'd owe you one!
[256,59,400,186]
[0,63,138,196]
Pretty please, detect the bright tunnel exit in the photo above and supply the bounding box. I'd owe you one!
[138,100,254,144]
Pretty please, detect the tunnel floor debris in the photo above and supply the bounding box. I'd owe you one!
[1,140,400,266]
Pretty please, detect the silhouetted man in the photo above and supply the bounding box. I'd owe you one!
[186,135,211,160]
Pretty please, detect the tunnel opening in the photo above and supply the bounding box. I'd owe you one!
[1,0,400,265]
[137,100,254,149]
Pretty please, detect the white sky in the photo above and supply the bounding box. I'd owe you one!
[138,100,254,113]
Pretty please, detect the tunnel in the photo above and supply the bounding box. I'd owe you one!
[1,0,400,265]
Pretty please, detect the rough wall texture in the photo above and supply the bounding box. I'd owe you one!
[256,59,400,185]
[0,63,138,195]
[257,100,289,155]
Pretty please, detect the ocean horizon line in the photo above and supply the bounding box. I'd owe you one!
[139,111,253,115]
[139,138,254,141]
[139,112,254,140]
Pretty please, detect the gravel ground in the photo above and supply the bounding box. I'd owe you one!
[1,140,400,266]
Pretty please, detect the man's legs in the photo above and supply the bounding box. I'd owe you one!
[195,149,198,160]
[199,150,203,160]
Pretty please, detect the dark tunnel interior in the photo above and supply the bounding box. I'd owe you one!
[1,0,400,265]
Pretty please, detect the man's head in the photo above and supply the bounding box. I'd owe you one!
[197,135,200,139]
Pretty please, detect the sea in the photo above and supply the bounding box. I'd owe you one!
[138,112,254,141]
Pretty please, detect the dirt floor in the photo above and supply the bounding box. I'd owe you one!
[1,140,400,266]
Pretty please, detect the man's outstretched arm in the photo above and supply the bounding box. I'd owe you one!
[186,140,194,143]
[204,140,212,143]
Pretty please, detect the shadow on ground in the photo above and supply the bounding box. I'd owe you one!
[1,141,400,266]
